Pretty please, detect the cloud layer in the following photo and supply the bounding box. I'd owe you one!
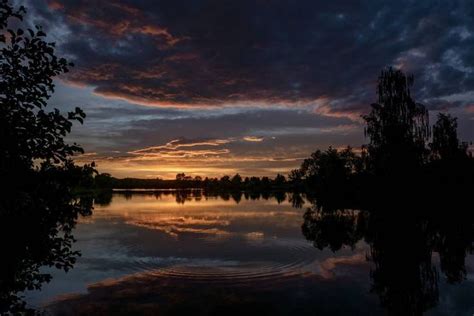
[18,0,474,177]
[27,0,474,113]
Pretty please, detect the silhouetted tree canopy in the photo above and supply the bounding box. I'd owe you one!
[0,5,85,172]
[297,146,362,183]
[231,173,242,186]
[363,67,430,175]
[0,1,94,313]
[430,113,468,161]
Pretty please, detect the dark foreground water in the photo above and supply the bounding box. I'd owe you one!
[24,192,474,315]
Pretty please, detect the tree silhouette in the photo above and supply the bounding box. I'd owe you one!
[295,66,474,315]
[363,68,430,175]
[0,1,93,313]
[290,146,365,204]
[0,5,85,173]
[430,113,468,161]
[273,174,286,187]
[231,173,242,188]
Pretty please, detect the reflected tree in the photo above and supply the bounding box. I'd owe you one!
[274,191,286,204]
[289,192,305,209]
[302,208,365,252]
[0,178,92,315]
[231,191,242,204]
[366,211,439,316]
[433,205,474,284]
[301,193,473,315]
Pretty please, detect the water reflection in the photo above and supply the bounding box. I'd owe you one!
[0,195,92,315]
[112,189,292,206]
[8,190,474,315]
[302,191,474,315]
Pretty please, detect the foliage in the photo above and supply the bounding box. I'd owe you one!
[0,1,94,313]
[430,113,468,161]
[362,67,430,175]
[297,146,363,182]
[297,68,474,314]
[289,146,366,200]
[291,67,473,202]
[0,3,85,172]
[96,172,290,192]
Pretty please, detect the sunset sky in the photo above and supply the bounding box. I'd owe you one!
[21,0,474,178]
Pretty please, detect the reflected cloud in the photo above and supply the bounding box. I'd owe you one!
[245,232,264,240]
[124,215,231,238]
[318,253,367,279]
[89,194,303,240]
[126,221,231,238]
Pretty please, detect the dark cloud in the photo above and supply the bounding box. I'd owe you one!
[24,0,474,112]
[13,0,474,177]
[75,108,361,151]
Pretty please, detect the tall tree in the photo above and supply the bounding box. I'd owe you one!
[363,68,430,175]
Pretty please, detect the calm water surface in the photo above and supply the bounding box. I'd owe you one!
[25,192,474,315]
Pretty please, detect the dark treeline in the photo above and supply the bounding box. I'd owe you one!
[95,172,290,192]
[290,68,474,205]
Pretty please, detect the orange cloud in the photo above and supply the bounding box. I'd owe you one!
[243,136,264,142]
[127,139,233,159]
[130,149,231,159]
[126,215,232,238]
[130,139,231,154]
[314,103,364,122]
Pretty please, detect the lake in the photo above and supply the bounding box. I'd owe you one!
[24,191,474,315]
